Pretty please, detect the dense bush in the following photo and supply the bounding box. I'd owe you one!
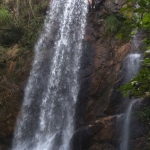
[0,7,18,46]
[105,14,121,34]
[0,27,22,46]
[104,14,134,40]
[0,7,13,27]
[0,0,49,47]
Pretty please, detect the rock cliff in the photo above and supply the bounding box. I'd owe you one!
[75,0,149,149]
[0,0,149,150]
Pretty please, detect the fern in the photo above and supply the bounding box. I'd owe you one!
[105,14,121,34]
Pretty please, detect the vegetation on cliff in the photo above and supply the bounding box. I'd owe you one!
[119,0,150,99]
[105,13,133,40]
[103,0,150,101]
[119,0,150,142]
[0,0,49,105]
[0,0,48,47]
[0,2,49,148]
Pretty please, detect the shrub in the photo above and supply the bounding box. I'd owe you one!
[0,7,13,28]
[105,14,121,34]
[0,27,22,46]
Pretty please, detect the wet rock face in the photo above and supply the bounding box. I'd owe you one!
[78,0,149,150]
[75,41,94,129]
[92,116,118,143]
[70,127,92,150]
[88,116,119,150]
[72,109,120,150]
[89,143,115,150]
[0,1,148,150]
[83,0,131,125]
[105,30,146,115]
[87,114,148,150]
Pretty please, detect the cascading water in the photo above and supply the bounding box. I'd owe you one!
[120,99,139,150]
[124,54,141,83]
[11,0,88,150]
[120,54,141,150]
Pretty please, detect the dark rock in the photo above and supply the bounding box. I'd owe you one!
[74,40,94,129]
[103,0,126,12]
[89,143,116,150]
[88,120,104,135]
[87,116,120,149]
[70,126,92,150]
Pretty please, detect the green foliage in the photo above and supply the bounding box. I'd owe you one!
[135,107,150,128]
[135,107,150,148]
[121,0,150,29]
[0,0,49,47]
[116,18,134,40]
[119,51,150,98]
[0,7,19,46]
[104,14,134,40]
[105,15,121,34]
[119,1,150,147]
[15,3,47,47]
[119,0,150,99]
[0,7,13,27]
[19,16,44,48]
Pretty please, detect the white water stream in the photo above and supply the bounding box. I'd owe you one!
[120,99,139,150]
[12,0,88,150]
[120,53,141,150]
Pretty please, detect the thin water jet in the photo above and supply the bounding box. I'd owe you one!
[120,53,142,150]
[120,99,139,150]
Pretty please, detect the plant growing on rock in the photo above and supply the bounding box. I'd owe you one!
[0,7,13,27]
[119,51,150,98]
[119,1,150,146]
[119,0,150,99]
[0,0,49,47]
[105,14,121,34]
[104,13,134,40]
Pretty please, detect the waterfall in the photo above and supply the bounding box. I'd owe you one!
[124,54,141,82]
[120,99,139,150]
[120,54,141,150]
[11,0,88,150]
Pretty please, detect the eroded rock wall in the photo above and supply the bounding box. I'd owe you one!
[76,0,149,150]
[0,0,148,150]
[83,0,131,124]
